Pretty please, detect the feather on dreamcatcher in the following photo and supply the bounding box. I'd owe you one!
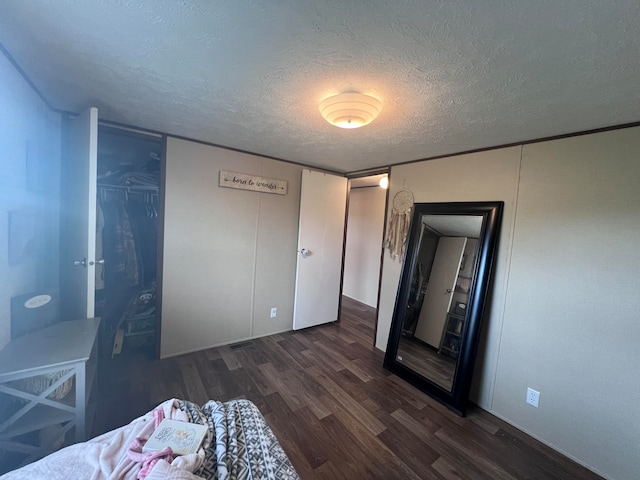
[385,189,414,260]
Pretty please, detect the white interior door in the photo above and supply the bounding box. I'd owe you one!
[293,169,348,330]
[414,236,467,346]
[60,107,98,320]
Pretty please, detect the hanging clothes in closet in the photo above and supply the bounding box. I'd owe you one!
[97,154,160,336]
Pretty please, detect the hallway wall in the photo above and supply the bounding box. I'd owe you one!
[343,186,386,307]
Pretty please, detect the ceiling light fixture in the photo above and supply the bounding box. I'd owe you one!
[319,92,382,129]
[379,176,389,189]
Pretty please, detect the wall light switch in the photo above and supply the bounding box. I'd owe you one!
[270,307,277,318]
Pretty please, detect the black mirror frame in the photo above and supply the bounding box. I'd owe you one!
[383,201,503,416]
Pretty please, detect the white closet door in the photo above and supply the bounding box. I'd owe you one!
[293,169,347,330]
[60,107,98,320]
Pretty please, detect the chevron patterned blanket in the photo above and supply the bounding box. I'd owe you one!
[180,398,299,480]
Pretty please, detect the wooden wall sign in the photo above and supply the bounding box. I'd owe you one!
[219,170,288,195]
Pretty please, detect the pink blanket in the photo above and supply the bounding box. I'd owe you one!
[0,399,206,480]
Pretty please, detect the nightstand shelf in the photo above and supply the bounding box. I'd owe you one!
[0,318,100,462]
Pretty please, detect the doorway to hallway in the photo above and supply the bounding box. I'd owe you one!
[342,173,388,345]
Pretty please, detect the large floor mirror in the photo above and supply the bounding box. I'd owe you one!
[384,201,503,415]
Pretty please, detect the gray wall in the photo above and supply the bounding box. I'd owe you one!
[376,128,640,479]
[0,53,61,349]
[161,137,302,357]
[343,186,386,307]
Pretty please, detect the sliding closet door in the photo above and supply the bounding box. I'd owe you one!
[60,107,98,320]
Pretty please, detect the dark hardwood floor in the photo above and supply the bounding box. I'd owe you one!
[93,296,602,480]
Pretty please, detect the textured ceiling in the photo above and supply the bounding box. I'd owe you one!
[1,1,638,173]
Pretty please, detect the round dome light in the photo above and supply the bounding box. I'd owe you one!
[319,93,382,129]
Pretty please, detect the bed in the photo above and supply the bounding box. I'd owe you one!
[0,398,300,480]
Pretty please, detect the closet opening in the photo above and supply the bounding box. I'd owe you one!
[95,125,162,360]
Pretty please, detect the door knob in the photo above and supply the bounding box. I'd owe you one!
[446,288,452,293]
[88,259,105,266]
[300,248,311,258]
[73,258,87,267]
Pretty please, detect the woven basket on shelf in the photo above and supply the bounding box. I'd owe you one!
[12,370,73,401]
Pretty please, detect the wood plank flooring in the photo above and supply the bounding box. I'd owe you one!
[93,296,602,479]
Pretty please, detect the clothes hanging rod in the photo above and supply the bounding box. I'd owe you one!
[97,183,158,192]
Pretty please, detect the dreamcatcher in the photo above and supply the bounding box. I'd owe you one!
[385,189,414,260]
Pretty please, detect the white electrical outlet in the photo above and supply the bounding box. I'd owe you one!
[526,387,540,407]
[270,307,277,318]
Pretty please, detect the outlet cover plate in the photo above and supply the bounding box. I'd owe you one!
[270,307,277,318]
[526,387,540,407]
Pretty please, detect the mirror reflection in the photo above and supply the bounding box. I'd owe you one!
[396,214,482,392]
[385,201,503,415]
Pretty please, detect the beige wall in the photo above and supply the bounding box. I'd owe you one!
[376,128,640,479]
[492,129,640,480]
[343,186,386,307]
[161,137,302,357]
[0,53,61,349]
